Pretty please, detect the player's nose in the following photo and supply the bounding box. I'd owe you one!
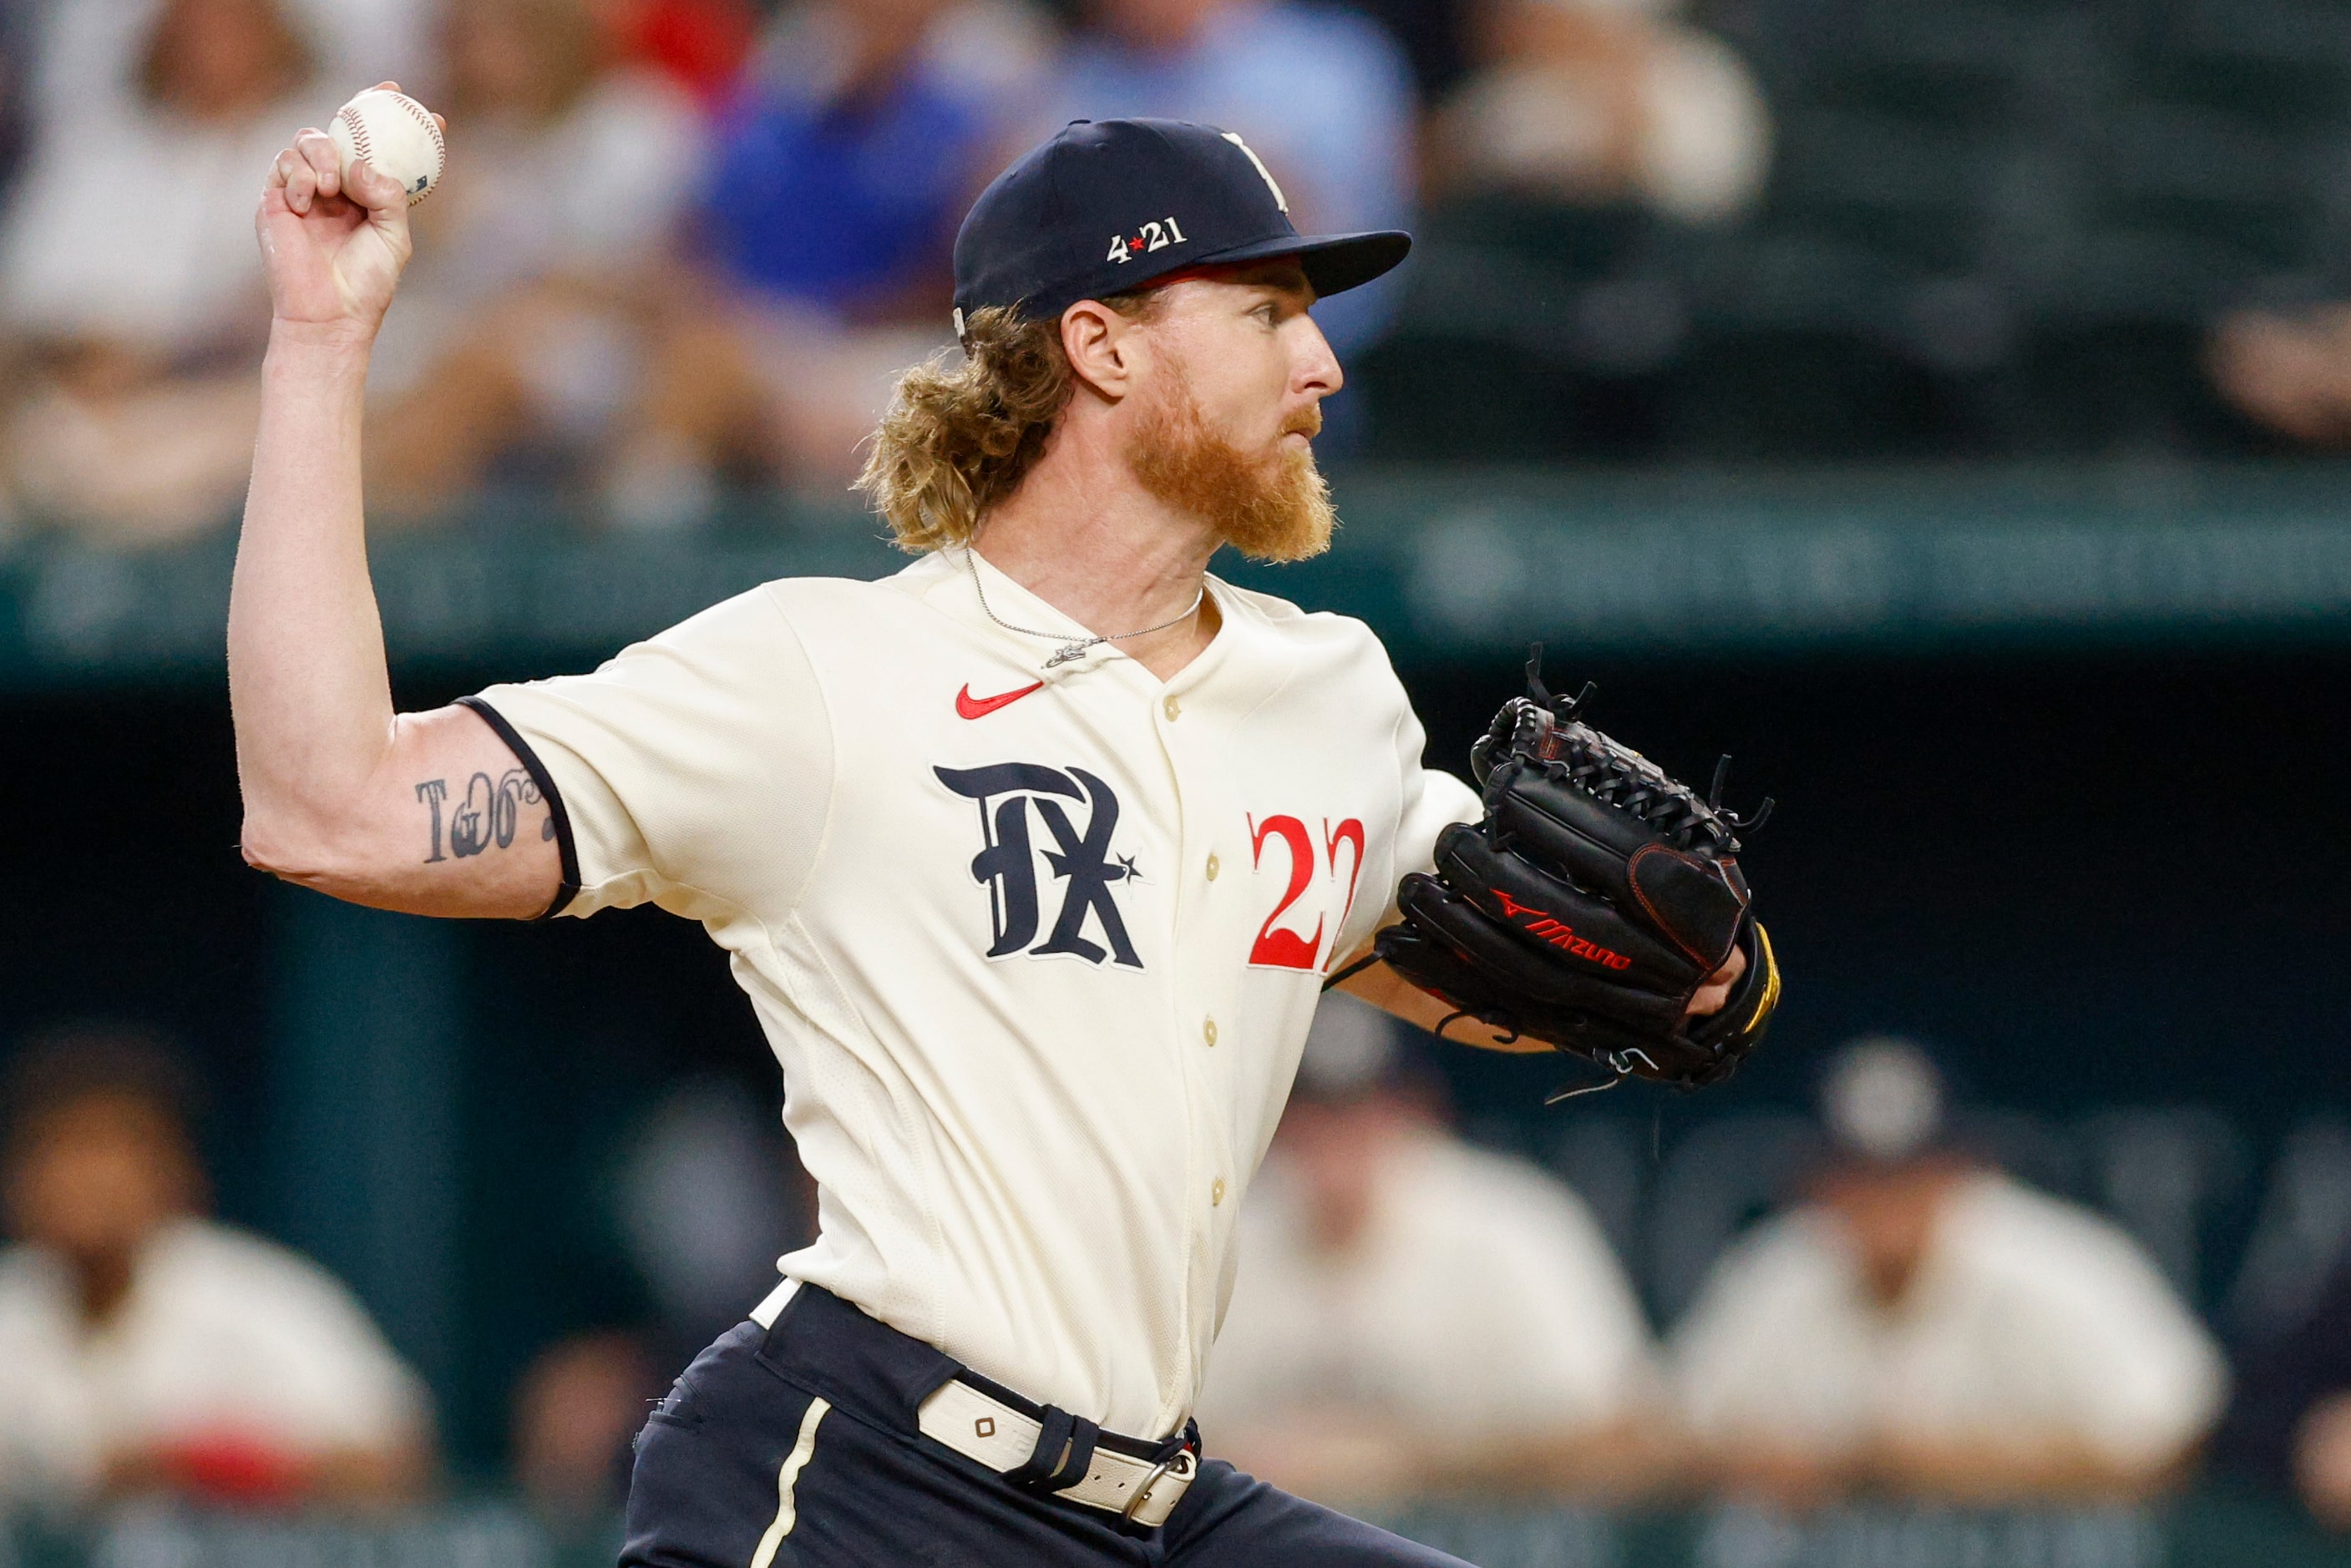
[1292,312,1343,400]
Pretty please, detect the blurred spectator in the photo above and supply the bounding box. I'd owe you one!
[0,1029,431,1509]
[505,1078,806,1523]
[1026,0,1416,356]
[18,0,423,145]
[605,0,1047,519]
[614,1075,813,1358]
[608,0,762,106]
[1338,0,1474,103]
[1671,1037,2227,1507]
[363,0,707,515]
[1431,0,1769,225]
[2208,305,2351,447]
[0,0,325,540]
[2216,1244,2351,1530]
[1195,994,1664,1507]
[2299,1399,2351,1533]
[512,1328,657,1519]
[710,0,1047,324]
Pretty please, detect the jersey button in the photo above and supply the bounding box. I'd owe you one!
[1205,853,1219,881]
[1203,1017,1219,1047]
[1211,1178,1227,1206]
[1163,695,1182,721]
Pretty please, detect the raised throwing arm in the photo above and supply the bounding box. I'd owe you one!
[230,100,560,918]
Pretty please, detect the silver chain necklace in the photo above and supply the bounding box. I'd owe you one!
[964,547,1205,669]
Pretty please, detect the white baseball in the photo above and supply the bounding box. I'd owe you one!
[327,88,446,206]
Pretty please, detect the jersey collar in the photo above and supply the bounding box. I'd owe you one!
[909,547,1199,684]
[897,546,1295,716]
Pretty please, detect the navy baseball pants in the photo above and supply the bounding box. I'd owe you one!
[621,1283,1472,1567]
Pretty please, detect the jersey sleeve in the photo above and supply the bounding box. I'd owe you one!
[465,584,833,922]
[1386,701,1482,919]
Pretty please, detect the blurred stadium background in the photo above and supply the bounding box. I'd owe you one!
[6,0,2351,1562]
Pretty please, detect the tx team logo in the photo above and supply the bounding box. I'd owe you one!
[936,763,1143,969]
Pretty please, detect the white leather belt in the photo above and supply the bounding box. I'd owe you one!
[754,1279,1195,1527]
[916,1378,1198,1529]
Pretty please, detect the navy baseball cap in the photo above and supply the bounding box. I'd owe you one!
[951,118,1411,336]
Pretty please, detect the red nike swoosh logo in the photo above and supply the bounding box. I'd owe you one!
[955,681,1045,720]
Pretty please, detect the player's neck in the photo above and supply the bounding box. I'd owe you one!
[973,456,1221,682]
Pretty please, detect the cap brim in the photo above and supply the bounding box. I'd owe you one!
[1150,230,1413,302]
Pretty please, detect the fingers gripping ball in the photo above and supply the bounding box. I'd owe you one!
[328,89,445,205]
[1361,652,1781,1095]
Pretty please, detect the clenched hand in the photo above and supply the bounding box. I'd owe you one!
[255,83,440,340]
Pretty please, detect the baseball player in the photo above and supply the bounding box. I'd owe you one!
[232,115,1775,1565]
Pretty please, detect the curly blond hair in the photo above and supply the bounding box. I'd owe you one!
[856,297,1156,552]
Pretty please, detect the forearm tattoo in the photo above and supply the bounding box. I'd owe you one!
[414,771,552,863]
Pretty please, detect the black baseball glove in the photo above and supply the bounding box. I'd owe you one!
[1343,657,1781,1095]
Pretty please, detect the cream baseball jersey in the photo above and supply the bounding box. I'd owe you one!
[469,548,1481,1439]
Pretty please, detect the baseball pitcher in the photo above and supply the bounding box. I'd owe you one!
[232,112,1776,1565]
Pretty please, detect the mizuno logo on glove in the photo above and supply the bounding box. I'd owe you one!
[1491,889,1634,970]
[1349,649,1779,1095]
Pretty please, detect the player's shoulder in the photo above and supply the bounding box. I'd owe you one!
[641,573,909,652]
[149,1217,333,1290]
[1416,1134,1573,1214]
[1219,580,1421,731]
[149,1220,392,1332]
[752,553,984,642]
[1689,1206,1852,1310]
[1948,1171,2097,1238]
[744,561,1409,692]
[1408,1136,1617,1252]
[1944,1171,2157,1282]
[1211,576,1400,669]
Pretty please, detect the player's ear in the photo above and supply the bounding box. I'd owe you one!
[1060,299,1139,402]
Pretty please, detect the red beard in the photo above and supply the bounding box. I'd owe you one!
[1126,371,1336,564]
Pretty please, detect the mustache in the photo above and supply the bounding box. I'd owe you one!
[1283,407,1324,441]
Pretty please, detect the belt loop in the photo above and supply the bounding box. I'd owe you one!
[1046,1415,1101,1492]
[1006,1405,1077,1488]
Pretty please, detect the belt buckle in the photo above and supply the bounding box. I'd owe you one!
[1120,1448,1195,1523]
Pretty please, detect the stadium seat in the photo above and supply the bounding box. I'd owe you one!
[2012,228,2272,451]
[1359,201,1684,460]
[1656,233,1974,457]
[1765,109,2009,272]
[2086,106,2319,273]
[2131,0,2351,133]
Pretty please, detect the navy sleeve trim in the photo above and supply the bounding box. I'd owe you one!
[456,695,581,919]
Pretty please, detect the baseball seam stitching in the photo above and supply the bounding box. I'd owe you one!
[339,94,441,206]
[338,106,372,167]
[395,94,446,171]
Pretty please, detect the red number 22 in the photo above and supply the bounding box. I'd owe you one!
[1247,814,1366,971]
